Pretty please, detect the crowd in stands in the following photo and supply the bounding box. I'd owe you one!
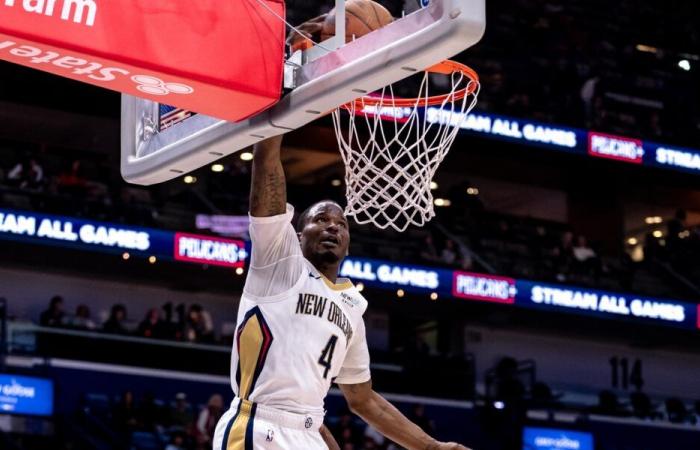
[488,356,700,428]
[66,355,700,450]
[467,0,700,147]
[37,295,217,344]
[287,0,700,147]
[327,406,435,450]
[2,144,697,302]
[76,386,445,450]
[648,208,700,280]
[81,390,225,450]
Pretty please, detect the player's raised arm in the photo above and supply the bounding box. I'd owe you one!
[250,135,286,217]
[338,381,471,450]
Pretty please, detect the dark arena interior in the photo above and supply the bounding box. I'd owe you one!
[1,0,700,449]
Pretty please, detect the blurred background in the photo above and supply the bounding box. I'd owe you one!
[1,0,700,449]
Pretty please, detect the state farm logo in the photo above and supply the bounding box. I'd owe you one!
[131,75,194,96]
[588,132,644,164]
[0,40,194,98]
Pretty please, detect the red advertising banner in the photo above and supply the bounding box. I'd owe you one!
[0,0,285,122]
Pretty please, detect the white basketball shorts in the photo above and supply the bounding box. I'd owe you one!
[213,398,328,450]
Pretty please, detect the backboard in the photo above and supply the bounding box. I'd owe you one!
[121,0,486,185]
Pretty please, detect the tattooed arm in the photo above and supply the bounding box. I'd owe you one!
[338,380,471,450]
[250,135,286,217]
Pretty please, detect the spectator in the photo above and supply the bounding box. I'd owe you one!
[137,308,165,339]
[331,409,362,449]
[408,404,435,435]
[56,160,87,197]
[165,431,187,450]
[103,304,128,335]
[195,394,224,450]
[161,302,185,340]
[66,304,96,330]
[7,157,44,190]
[419,233,440,263]
[39,295,65,327]
[440,239,462,267]
[572,235,596,262]
[186,304,214,343]
[553,231,575,280]
[590,390,627,417]
[667,209,687,238]
[364,425,385,448]
[175,303,187,339]
[112,390,138,433]
[493,357,526,403]
[666,209,688,256]
[572,235,601,277]
[137,392,162,432]
[169,392,194,430]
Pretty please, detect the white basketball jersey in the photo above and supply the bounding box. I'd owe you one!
[229,205,371,417]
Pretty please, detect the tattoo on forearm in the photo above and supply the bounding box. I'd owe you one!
[250,158,286,216]
[264,171,285,213]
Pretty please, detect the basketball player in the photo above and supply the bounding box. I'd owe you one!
[213,135,470,450]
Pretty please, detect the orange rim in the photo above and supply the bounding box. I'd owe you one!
[344,60,479,109]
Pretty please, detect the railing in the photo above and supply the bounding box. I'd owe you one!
[7,321,231,375]
[6,322,476,399]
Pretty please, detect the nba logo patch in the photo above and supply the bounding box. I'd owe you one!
[266,430,274,442]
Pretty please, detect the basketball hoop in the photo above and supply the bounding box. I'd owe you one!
[332,60,480,232]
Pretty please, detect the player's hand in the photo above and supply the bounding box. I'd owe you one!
[287,14,327,50]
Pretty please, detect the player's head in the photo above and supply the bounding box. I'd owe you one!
[296,200,350,266]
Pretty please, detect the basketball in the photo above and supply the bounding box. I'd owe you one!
[321,0,394,43]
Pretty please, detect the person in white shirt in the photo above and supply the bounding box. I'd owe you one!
[213,136,470,450]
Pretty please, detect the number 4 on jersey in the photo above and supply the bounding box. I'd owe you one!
[318,335,338,379]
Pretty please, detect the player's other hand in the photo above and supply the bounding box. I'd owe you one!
[287,14,327,50]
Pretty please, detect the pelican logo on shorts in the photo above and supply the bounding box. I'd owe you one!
[304,417,313,429]
[131,75,194,96]
[266,429,274,442]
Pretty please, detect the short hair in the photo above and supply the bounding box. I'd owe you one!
[296,200,343,232]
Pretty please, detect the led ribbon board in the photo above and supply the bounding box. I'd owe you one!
[0,209,247,268]
[340,257,699,331]
[424,109,700,175]
[1,210,695,330]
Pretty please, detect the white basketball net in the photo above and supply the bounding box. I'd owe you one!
[332,67,480,232]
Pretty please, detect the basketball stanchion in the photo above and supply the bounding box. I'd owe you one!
[333,61,480,231]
